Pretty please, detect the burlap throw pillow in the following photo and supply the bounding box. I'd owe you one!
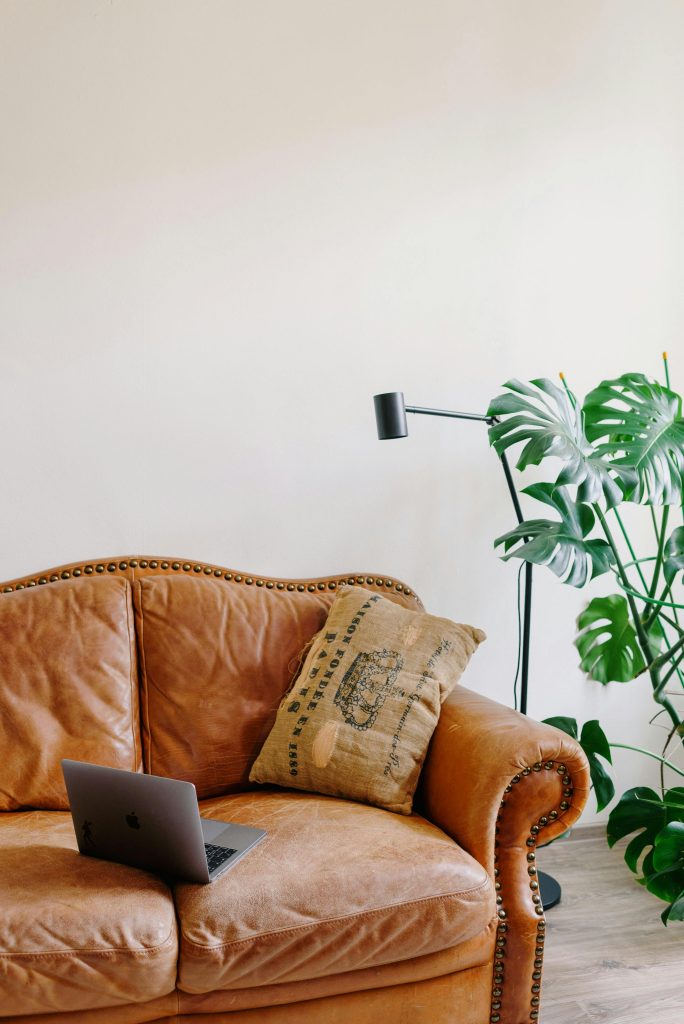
[249,586,485,814]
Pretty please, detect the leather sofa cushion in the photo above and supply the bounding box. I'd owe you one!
[133,576,334,796]
[0,576,141,811]
[0,810,178,1017]
[175,790,495,994]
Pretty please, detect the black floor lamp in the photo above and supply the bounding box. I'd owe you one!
[372,391,561,910]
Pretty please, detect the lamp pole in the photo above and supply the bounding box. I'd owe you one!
[373,393,532,716]
[373,392,562,910]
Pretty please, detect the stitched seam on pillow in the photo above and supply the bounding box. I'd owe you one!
[123,579,138,770]
[182,880,493,951]
[136,580,153,775]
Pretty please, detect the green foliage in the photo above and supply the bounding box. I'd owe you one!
[491,364,684,924]
[494,483,614,587]
[542,717,615,812]
[579,720,616,812]
[575,594,645,683]
[583,374,684,505]
[487,378,625,507]
[542,715,579,738]
[608,788,684,924]
[664,526,684,585]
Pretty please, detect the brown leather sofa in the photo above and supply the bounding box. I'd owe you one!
[0,556,589,1024]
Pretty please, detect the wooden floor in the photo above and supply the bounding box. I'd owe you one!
[538,828,684,1024]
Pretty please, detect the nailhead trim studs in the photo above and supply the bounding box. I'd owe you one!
[490,761,575,1024]
[0,559,419,605]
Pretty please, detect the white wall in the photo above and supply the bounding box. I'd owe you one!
[2,0,683,822]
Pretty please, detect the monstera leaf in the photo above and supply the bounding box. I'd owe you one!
[487,378,625,507]
[494,483,614,587]
[652,823,684,924]
[575,594,645,683]
[543,717,614,811]
[608,788,684,924]
[664,526,684,585]
[583,373,684,505]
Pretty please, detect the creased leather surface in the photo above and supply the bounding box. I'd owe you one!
[177,965,493,1023]
[418,685,590,1024]
[0,966,491,1024]
[134,576,419,799]
[0,562,578,1024]
[175,790,495,993]
[0,576,141,811]
[0,995,180,1024]
[178,918,495,1013]
[134,578,334,797]
[0,811,178,1017]
[418,686,591,872]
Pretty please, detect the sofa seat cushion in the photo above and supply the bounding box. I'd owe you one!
[0,811,178,1017]
[175,790,495,994]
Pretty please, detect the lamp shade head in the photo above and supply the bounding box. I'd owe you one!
[373,392,408,440]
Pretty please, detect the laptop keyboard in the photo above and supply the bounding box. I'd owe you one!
[204,843,237,873]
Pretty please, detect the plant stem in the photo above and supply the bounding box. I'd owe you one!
[559,372,577,408]
[644,578,675,631]
[655,608,684,637]
[649,506,670,600]
[595,505,656,655]
[609,743,684,780]
[661,723,681,793]
[660,653,684,689]
[652,621,684,691]
[646,633,684,678]
[612,508,649,593]
[594,504,683,741]
[609,509,684,686]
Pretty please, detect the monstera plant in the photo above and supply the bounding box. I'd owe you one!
[488,358,684,924]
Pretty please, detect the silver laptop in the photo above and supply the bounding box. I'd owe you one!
[62,759,266,884]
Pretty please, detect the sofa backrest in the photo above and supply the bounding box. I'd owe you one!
[134,576,334,796]
[0,575,141,811]
[0,557,421,805]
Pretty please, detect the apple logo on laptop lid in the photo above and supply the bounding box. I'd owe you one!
[125,811,141,830]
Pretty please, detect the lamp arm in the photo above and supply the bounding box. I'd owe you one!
[405,406,524,526]
[405,404,532,715]
[405,405,493,424]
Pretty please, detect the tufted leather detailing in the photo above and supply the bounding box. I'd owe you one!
[0,558,422,607]
[0,812,178,1017]
[174,790,496,994]
[0,576,141,811]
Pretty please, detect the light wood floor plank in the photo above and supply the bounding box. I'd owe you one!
[538,833,683,1023]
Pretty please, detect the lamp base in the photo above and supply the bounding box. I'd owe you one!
[539,870,561,910]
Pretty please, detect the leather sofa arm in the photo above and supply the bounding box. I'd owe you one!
[419,685,591,868]
[417,684,590,1024]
